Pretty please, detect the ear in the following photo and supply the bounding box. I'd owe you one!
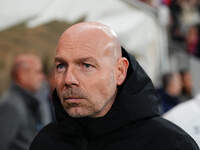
[14,69,27,87]
[116,57,129,85]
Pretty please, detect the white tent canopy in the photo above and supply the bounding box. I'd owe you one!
[0,0,53,30]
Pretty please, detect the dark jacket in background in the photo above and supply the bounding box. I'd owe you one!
[157,88,180,114]
[0,83,41,150]
[30,48,199,150]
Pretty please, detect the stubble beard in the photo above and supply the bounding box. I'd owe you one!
[62,100,97,118]
[60,87,97,118]
[61,91,116,118]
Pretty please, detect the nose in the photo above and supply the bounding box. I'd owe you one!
[64,66,79,86]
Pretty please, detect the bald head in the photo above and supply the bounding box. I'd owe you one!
[57,22,122,62]
[12,54,44,92]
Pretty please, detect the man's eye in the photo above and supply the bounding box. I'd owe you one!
[82,63,94,71]
[83,63,92,68]
[56,64,65,72]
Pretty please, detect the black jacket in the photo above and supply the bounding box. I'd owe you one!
[30,48,199,150]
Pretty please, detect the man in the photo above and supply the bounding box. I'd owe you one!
[30,22,199,150]
[179,69,193,101]
[0,54,44,150]
[158,72,182,113]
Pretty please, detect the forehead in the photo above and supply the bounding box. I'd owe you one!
[26,60,42,72]
[56,28,114,59]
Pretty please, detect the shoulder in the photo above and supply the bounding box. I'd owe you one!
[145,117,199,149]
[0,92,20,113]
[0,92,26,116]
[29,122,75,150]
[30,123,59,149]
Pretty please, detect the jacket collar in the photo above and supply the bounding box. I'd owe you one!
[52,47,160,138]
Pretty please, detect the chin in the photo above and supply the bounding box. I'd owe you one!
[66,107,92,118]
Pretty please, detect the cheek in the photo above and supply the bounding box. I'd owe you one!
[54,74,66,98]
[87,71,116,100]
[25,73,33,84]
[54,74,63,88]
[30,74,41,88]
[54,75,64,100]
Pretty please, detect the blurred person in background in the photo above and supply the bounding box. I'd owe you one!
[195,24,200,58]
[169,0,200,39]
[180,69,194,101]
[169,0,185,43]
[162,0,171,6]
[179,0,200,31]
[168,0,200,55]
[0,54,44,150]
[185,25,200,57]
[157,72,182,114]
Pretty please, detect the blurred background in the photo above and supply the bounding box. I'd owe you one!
[1,0,200,147]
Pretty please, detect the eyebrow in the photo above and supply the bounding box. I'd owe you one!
[54,56,99,66]
[76,57,98,65]
[54,57,65,63]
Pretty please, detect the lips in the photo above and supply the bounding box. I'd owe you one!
[63,97,84,101]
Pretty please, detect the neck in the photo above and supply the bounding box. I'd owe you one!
[14,81,35,94]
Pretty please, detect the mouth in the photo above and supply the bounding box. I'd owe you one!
[63,97,85,101]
